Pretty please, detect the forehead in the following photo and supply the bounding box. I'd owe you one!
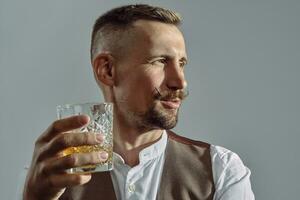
[127,20,187,59]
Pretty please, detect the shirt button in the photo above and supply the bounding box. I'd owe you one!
[128,183,136,193]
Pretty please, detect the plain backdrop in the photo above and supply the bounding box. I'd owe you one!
[1,0,299,199]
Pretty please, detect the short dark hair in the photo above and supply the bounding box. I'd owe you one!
[90,4,182,62]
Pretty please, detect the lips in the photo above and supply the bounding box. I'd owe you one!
[160,99,181,109]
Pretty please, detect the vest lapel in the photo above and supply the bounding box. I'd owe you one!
[157,131,215,200]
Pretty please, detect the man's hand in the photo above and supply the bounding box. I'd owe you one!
[23,115,108,200]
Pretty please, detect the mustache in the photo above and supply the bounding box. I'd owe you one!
[153,88,189,101]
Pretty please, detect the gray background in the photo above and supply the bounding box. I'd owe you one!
[1,0,299,199]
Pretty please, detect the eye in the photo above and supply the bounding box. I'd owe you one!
[152,58,167,65]
[179,60,187,69]
[152,58,167,64]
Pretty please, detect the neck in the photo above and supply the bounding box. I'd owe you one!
[113,118,163,167]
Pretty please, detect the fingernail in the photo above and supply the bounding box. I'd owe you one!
[95,134,104,143]
[99,152,108,159]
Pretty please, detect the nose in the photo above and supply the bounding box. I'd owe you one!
[165,62,187,91]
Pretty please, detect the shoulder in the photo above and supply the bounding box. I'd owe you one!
[210,145,255,199]
[210,145,244,168]
[210,144,249,179]
[167,130,210,149]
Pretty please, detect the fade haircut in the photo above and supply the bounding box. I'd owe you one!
[90,4,182,62]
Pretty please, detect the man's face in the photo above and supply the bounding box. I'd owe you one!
[113,20,188,131]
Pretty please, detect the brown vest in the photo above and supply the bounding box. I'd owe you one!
[60,131,215,200]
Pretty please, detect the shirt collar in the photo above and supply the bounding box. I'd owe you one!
[138,130,167,163]
[113,130,168,165]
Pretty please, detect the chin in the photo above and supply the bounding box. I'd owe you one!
[144,105,179,130]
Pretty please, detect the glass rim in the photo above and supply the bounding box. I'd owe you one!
[56,102,113,110]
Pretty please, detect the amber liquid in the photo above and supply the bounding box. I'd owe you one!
[62,144,113,173]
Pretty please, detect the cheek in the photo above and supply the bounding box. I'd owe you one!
[142,68,165,88]
[114,75,150,104]
[130,68,164,89]
[135,71,165,97]
[129,77,154,100]
[116,68,165,104]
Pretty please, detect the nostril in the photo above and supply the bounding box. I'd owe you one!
[167,85,180,91]
[167,79,186,90]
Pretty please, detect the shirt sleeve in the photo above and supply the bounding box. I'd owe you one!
[210,145,255,200]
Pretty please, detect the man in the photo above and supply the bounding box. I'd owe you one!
[23,4,254,200]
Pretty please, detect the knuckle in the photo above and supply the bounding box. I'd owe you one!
[85,134,93,145]
[50,120,61,133]
[90,152,99,163]
[78,133,92,146]
[35,134,47,147]
[34,139,41,148]
[38,162,49,176]
[35,149,46,163]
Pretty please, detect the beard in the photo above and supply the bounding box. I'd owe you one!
[134,100,179,130]
[130,88,188,131]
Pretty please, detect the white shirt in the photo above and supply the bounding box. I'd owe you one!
[17,131,255,200]
[111,131,168,200]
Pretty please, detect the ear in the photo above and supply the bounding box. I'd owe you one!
[92,53,115,86]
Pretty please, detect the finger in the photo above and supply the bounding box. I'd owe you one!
[37,115,90,143]
[47,173,92,188]
[38,132,104,160]
[42,151,109,173]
